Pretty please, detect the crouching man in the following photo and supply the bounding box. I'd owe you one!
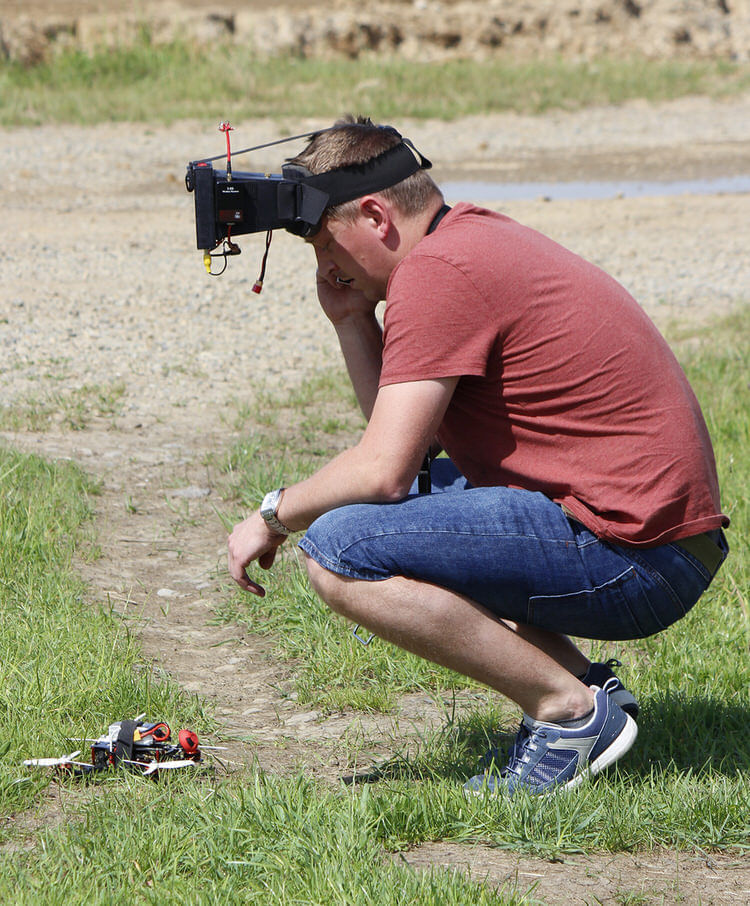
[228,116,729,795]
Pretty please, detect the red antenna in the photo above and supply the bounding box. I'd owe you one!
[219,121,234,180]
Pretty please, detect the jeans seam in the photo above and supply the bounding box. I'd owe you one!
[527,565,634,603]
[626,549,687,619]
[528,565,648,637]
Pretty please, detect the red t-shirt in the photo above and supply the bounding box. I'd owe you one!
[379,203,727,546]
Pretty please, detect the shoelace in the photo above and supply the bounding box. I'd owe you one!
[503,725,549,778]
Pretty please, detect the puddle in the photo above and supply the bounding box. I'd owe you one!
[443,175,750,203]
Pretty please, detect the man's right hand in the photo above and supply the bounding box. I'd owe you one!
[316,271,375,326]
[315,271,384,420]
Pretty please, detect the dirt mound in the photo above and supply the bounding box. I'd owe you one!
[2,0,749,66]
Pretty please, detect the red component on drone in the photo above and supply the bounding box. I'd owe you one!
[178,729,200,756]
[137,722,170,742]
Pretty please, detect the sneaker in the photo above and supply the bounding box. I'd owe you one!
[464,679,638,797]
[583,659,639,719]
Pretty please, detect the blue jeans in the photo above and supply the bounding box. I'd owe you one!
[298,460,728,640]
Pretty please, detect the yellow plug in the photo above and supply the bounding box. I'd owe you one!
[203,250,211,274]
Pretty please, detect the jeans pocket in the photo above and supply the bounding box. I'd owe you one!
[527,566,659,640]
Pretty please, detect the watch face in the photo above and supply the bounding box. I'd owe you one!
[261,489,282,520]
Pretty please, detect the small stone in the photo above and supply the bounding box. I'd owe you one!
[284,711,320,726]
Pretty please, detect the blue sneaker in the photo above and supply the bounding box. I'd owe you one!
[583,659,639,719]
[464,679,638,796]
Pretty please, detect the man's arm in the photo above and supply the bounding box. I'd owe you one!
[316,273,383,420]
[227,376,458,593]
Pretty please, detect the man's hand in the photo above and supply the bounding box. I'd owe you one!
[227,511,286,595]
[315,271,384,419]
[316,271,375,326]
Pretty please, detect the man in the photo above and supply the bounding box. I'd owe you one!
[227,116,729,795]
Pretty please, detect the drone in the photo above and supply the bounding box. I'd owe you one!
[23,715,224,779]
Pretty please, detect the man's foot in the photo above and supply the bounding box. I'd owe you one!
[582,658,639,719]
[464,679,638,797]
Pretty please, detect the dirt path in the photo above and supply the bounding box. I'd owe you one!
[1,99,749,901]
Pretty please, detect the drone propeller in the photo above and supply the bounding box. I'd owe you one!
[120,758,201,776]
[23,750,82,767]
[146,759,201,775]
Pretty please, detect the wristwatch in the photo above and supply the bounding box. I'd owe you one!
[260,488,292,535]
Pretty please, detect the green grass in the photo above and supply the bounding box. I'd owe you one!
[1,41,749,125]
[0,447,208,825]
[0,309,747,902]
[0,777,520,905]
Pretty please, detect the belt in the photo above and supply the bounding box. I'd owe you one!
[674,530,725,577]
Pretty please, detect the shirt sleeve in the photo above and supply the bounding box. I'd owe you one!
[379,252,498,387]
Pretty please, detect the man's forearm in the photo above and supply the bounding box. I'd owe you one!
[274,378,457,532]
[229,378,458,592]
[334,311,383,420]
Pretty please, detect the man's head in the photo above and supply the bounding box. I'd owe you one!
[286,115,443,226]
[289,116,444,302]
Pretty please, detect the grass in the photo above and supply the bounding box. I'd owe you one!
[0,777,521,905]
[0,306,747,900]
[1,41,749,125]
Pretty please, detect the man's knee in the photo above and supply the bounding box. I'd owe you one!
[304,554,350,615]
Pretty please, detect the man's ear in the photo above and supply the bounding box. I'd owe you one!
[359,196,390,237]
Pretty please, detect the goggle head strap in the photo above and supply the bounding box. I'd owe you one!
[281,138,432,236]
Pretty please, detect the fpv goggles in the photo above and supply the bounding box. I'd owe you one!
[185,124,431,285]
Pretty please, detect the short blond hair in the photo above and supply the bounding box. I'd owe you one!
[287,115,443,222]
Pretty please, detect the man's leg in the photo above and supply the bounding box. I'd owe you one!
[411,460,592,680]
[298,484,647,793]
[305,557,594,723]
[500,621,591,678]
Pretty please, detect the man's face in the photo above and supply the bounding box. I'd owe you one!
[306,211,391,303]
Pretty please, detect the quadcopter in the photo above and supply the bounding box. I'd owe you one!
[23,715,224,779]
